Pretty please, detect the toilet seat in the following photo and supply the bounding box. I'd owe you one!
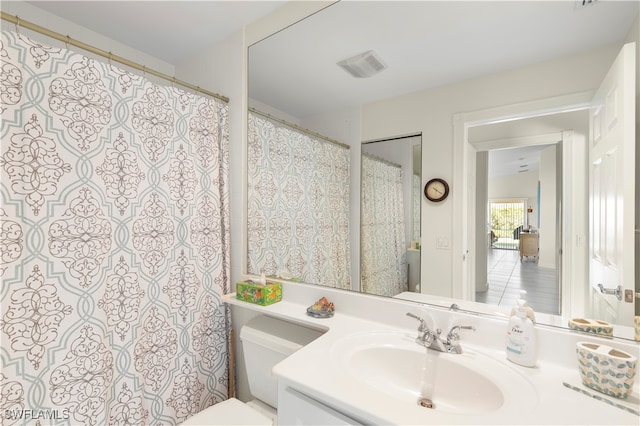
[180,398,273,425]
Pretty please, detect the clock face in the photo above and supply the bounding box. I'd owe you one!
[424,178,449,202]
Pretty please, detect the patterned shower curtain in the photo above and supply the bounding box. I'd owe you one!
[413,174,421,243]
[247,113,351,289]
[0,30,230,425]
[361,154,407,297]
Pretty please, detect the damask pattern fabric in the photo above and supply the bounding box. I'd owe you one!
[361,154,407,297]
[247,113,351,289]
[0,31,230,425]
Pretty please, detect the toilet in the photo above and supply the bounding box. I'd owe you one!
[181,315,323,425]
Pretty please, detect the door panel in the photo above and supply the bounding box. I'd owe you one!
[589,43,636,325]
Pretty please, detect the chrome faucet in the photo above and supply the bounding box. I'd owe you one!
[406,312,475,354]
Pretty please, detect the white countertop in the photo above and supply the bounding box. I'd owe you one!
[223,292,640,425]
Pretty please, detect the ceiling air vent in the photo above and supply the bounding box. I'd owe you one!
[337,50,387,78]
[576,0,597,7]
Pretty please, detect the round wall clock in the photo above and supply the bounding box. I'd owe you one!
[424,178,449,202]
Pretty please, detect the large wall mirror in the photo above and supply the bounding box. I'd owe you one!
[247,1,639,338]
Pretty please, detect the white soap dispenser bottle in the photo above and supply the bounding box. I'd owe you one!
[506,300,538,367]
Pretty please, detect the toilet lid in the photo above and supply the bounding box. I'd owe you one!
[180,398,273,425]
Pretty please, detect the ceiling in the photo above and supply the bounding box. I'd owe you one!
[24,1,288,63]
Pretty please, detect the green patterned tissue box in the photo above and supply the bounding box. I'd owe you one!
[236,280,282,306]
[576,341,637,399]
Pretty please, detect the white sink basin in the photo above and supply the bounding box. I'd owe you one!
[330,330,539,416]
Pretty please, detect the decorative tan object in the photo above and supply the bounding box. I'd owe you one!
[568,318,614,337]
[306,297,335,318]
[576,342,637,399]
[519,232,539,263]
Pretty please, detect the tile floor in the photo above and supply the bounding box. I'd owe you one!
[476,248,560,315]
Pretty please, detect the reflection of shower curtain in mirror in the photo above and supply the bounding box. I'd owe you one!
[361,155,407,296]
[0,31,230,424]
[247,113,351,289]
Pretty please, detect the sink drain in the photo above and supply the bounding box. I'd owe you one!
[418,398,434,409]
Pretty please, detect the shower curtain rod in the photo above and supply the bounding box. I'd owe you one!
[1,12,229,103]
[249,107,350,149]
[363,152,402,169]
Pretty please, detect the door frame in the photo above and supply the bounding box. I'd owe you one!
[452,91,593,318]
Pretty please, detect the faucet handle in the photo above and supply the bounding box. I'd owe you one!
[406,312,421,321]
[406,312,428,332]
[447,325,476,342]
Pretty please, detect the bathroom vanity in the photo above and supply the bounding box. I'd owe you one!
[224,282,640,425]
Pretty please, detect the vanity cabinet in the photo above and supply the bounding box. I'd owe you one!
[278,385,364,425]
[519,232,539,262]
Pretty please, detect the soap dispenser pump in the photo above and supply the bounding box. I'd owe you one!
[510,290,536,323]
[506,300,538,367]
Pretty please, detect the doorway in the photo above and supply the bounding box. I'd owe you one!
[459,108,588,316]
[478,143,562,315]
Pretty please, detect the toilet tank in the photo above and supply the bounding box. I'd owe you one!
[239,315,323,408]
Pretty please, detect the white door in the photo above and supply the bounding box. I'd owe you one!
[589,43,636,326]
